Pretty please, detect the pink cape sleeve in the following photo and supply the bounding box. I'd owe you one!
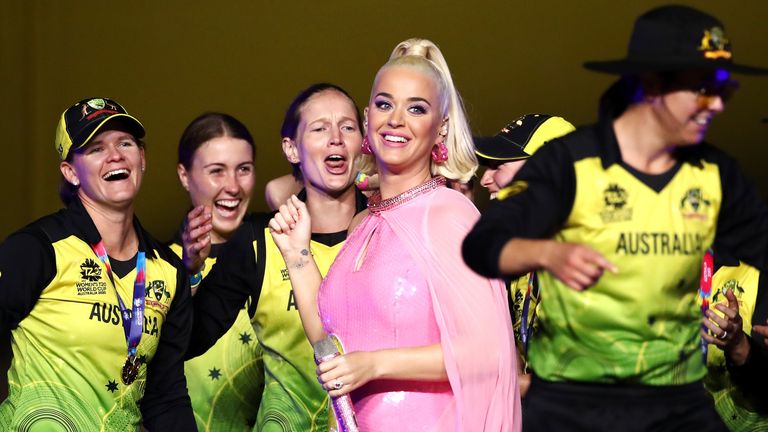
[382,188,521,431]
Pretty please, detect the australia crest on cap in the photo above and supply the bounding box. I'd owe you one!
[698,26,731,60]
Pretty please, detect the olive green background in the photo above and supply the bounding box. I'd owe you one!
[1,0,766,241]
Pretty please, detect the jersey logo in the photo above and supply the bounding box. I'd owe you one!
[80,258,102,281]
[600,183,632,223]
[713,279,744,303]
[281,268,290,281]
[680,187,711,221]
[76,258,108,295]
[146,280,170,301]
[145,280,171,313]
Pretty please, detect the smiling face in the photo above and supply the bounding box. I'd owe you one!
[366,65,445,179]
[283,89,362,197]
[480,159,527,199]
[60,123,145,211]
[653,68,733,145]
[178,136,255,244]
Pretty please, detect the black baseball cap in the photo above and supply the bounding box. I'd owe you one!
[55,97,145,160]
[475,114,575,164]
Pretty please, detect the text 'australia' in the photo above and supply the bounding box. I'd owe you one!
[615,232,704,256]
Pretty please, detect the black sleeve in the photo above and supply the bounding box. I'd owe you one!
[714,153,768,271]
[0,229,56,335]
[462,140,576,278]
[185,216,266,359]
[140,254,195,431]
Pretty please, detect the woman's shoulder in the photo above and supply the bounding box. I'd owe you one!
[16,207,78,244]
[427,186,478,217]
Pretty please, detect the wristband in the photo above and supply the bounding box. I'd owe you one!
[189,271,203,288]
[354,172,369,190]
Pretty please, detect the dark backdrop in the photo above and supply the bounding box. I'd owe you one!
[2,0,766,241]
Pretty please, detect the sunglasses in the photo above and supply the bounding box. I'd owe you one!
[693,79,739,103]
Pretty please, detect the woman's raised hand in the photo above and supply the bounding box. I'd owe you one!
[182,205,212,274]
[269,195,312,256]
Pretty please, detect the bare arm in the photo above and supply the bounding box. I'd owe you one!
[265,174,302,212]
[269,195,326,343]
[317,343,447,397]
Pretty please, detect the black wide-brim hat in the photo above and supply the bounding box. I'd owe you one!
[584,5,768,75]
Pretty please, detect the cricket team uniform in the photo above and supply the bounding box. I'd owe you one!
[0,198,194,431]
[188,190,366,431]
[463,117,768,431]
[170,240,264,431]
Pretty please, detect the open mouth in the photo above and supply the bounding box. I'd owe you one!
[215,199,240,211]
[325,154,348,173]
[102,169,130,181]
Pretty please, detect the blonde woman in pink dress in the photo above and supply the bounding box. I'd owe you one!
[269,38,521,431]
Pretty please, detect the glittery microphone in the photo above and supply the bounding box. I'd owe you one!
[313,335,359,432]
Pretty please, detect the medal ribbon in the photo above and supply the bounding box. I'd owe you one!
[91,240,146,358]
[699,248,714,364]
[520,271,539,359]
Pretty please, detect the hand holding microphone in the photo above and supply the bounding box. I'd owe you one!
[314,335,360,432]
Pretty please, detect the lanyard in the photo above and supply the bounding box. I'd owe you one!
[699,248,714,364]
[91,240,146,358]
[520,271,539,357]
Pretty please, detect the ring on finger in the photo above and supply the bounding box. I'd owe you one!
[719,330,728,340]
[333,380,343,390]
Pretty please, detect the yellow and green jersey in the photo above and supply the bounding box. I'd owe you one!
[170,241,264,432]
[253,230,344,431]
[703,259,768,431]
[508,273,539,370]
[187,190,366,432]
[0,198,194,431]
[464,118,768,385]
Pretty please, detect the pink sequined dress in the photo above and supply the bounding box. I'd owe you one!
[318,177,521,431]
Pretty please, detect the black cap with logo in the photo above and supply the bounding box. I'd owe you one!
[55,97,145,160]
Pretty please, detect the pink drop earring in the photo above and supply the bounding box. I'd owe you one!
[362,136,373,155]
[431,142,448,163]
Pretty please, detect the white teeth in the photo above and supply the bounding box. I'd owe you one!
[327,155,344,161]
[384,135,407,143]
[102,169,129,180]
[216,199,240,209]
[693,117,710,126]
